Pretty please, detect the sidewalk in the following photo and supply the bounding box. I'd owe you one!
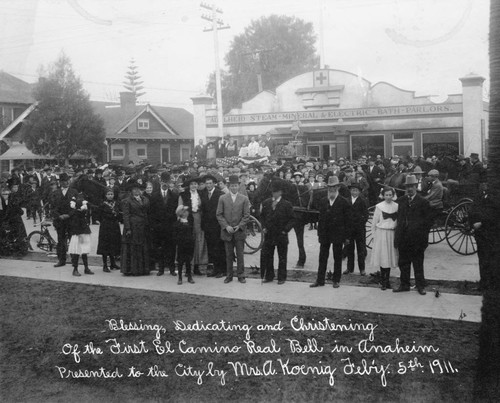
[0,258,482,323]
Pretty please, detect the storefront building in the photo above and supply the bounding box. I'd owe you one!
[192,69,488,160]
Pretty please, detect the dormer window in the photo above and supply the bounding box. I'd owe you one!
[138,119,149,130]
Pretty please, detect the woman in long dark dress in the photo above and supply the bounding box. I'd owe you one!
[97,188,122,272]
[0,183,28,256]
[121,184,151,276]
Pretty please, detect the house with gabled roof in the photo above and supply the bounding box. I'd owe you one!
[94,92,194,165]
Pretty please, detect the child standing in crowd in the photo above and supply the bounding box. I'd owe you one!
[174,205,195,285]
[67,197,93,276]
[96,188,122,273]
[370,186,398,290]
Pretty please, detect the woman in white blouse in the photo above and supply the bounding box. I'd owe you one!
[370,186,399,290]
[257,141,271,159]
[178,177,207,275]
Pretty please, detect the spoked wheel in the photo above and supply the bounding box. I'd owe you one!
[365,206,375,250]
[428,211,447,244]
[428,225,446,244]
[444,201,477,255]
[244,215,263,254]
[28,231,53,252]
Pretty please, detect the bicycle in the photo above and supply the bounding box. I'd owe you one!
[28,221,59,253]
[244,215,263,254]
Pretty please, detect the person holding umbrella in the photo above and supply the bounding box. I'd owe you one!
[260,179,295,285]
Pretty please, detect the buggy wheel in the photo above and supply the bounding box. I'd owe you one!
[244,215,263,254]
[365,206,375,250]
[428,225,446,244]
[28,231,53,252]
[444,201,477,255]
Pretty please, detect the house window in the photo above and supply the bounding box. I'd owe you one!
[111,144,125,160]
[138,119,150,130]
[137,148,147,158]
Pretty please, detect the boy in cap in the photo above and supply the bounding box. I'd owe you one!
[173,205,195,284]
[343,183,369,276]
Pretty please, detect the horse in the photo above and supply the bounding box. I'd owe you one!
[71,174,107,208]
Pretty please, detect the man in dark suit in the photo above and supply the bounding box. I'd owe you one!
[52,173,79,267]
[260,179,295,284]
[194,139,207,161]
[366,158,385,205]
[344,183,369,275]
[201,174,226,278]
[149,172,178,276]
[394,175,432,295]
[216,175,250,284]
[310,176,352,288]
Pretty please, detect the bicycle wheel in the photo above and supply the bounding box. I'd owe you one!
[244,216,263,254]
[28,231,54,252]
[365,206,375,250]
[444,201,477,255]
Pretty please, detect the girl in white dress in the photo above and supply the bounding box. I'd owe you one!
[371,187,398,290]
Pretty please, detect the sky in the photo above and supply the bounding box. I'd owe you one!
[0,0,490,112]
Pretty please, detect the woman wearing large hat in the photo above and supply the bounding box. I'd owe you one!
[120,182,151,276]
[178,176,208,275]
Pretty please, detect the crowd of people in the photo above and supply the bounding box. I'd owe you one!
[0,146,489,293]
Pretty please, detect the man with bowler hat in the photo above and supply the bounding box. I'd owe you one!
[149,171,178,276]
[394,174,432,295]
[216,174,250,283]
[52,172,79,267]
[310,176,352,288]
[260,179,295,284]
[344,182,369,276]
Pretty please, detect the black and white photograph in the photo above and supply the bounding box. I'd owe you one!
[0,0,499,401]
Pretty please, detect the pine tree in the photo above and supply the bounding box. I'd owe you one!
[123,58,145,100]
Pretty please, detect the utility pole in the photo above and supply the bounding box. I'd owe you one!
[201,2,230,140]
[242,48,273,93]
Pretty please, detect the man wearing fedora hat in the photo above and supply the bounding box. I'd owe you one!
[216,175,250,283]
[310,176,352,288]
[394,175,432,295]
[52,172,79,267]
[260,179,295,285]
[201,174,227,278]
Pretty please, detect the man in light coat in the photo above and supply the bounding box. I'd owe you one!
[216,175,250,283]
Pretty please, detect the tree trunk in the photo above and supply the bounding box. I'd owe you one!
[473,1,500,399]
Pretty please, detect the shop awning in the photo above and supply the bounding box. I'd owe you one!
[0,143,90,161]
[0,143,43,160]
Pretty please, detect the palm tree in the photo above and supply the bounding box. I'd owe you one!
[473,1,500,399]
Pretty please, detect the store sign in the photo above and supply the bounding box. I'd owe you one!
[206,103,463,126]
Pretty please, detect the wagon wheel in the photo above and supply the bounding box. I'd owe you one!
[444,201,477,255]
[365,206,375,250]
[244,215,263,255]
[428,210,447,244]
